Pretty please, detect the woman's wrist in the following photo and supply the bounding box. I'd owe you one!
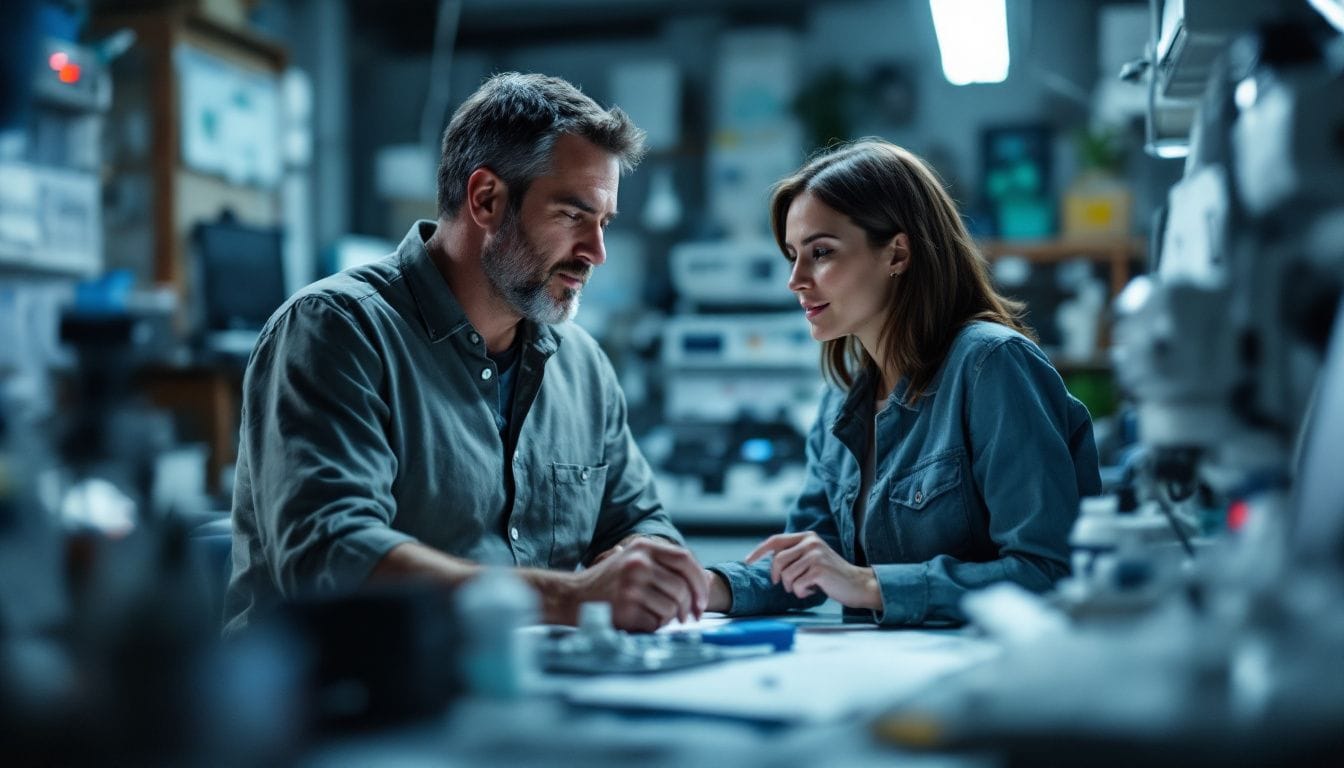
[861,566,883,611]
[705,569,733,612]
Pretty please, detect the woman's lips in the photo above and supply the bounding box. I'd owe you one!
[805,303,829,320]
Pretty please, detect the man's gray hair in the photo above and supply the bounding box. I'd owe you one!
[436,72,646,219]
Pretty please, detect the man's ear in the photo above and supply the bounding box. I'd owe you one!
[464,167,509,231]
[888,232,912,276]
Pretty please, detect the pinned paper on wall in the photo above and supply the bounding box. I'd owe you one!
[175,45,282,187]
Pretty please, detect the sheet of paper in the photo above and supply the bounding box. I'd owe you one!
[562,626,999,723]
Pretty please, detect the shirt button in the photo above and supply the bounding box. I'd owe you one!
[481,368,493,381]
[580,469,590,481]
[470,332,480,344]
[914,490,923,504]
[510,526,520,541]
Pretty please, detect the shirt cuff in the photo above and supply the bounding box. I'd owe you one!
[625,519,686,547]
[871,562,929,626]
[310,525,418,596]
[707,559,801,616]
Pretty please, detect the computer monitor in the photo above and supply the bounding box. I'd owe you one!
[193,217,287,356]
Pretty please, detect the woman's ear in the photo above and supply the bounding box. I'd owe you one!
[888,233,912,277]
[464,167,509,232]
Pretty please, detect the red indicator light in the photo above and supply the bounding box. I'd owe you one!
[49,51,69,70]
[1226,500,1250,532]
[58,64,81,84]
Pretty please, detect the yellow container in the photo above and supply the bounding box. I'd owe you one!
[1062,172,1132,237]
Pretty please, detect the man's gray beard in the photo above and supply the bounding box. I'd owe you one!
[480,211,579,325]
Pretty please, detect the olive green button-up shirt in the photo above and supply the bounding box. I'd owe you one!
[224,221,681,633]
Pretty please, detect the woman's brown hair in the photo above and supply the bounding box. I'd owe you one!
[769,139,1034,400]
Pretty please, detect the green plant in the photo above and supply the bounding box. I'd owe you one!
[1075,125,1126,174]
[792,67,860,151]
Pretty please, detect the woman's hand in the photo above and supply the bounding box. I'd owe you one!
[745,532,882,611]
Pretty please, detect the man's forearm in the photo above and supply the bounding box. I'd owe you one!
[516,568,581,625]
[370,541,582,624]
[368,541,482,588]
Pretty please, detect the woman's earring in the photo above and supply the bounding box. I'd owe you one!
[889,270,899,278]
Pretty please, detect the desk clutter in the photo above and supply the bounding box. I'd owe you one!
[539,603,794,675]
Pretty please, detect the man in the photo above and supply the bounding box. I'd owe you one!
[225,73,707,635]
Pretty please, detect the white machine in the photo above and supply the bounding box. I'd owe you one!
[0,37,108,276]
[878,6,1344,763]
[650,240,820,525]
[667,239,795,309]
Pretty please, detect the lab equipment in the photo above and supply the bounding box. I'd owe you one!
[456,567,538,698]
[877,13,1344,764]
[668,239,795,308]
[652,240,821,526]
[0,37,109,275]
[539,603,784,676]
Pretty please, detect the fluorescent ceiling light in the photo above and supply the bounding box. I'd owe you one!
[1307,0,1344,33]
[930,0,1011,85]
[1148,141,1190,160]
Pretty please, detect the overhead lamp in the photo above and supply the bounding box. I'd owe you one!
[929,0,1011,85]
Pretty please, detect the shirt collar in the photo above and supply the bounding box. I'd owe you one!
[398,220,560,356]
[831,365,929,433]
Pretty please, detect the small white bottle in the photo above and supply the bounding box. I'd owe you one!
[455,567,539,698]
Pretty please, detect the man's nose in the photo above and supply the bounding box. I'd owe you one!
[577,222,607,267]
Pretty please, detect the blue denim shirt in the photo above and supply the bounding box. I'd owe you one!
[712,321,1101,625]
[225,222,682,633]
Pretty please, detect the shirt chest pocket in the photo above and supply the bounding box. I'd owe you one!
[885,452,972,562]
[547,462,608,569]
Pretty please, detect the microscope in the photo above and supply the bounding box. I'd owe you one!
[1062,17,1344,613]
[876,13,1344,766]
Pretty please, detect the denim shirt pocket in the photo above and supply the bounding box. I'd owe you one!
[548,462,608,569]
[886,450,971,561]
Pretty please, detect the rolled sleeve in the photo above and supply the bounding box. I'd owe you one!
[243,296,412,598]
[871,562,929,625]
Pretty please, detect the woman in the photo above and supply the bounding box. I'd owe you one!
[705,139,1101,625]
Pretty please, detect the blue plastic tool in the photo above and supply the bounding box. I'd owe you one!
[700,620,796,652]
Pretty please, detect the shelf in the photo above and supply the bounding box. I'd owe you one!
[980,237,1145,298]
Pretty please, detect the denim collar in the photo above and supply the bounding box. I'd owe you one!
[830,359,948,436]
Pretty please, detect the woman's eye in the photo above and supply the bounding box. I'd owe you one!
[811,247,832,260]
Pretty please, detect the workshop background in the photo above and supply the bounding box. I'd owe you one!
[0,0,1174,558]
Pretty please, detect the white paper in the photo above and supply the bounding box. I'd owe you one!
[563,623,999,723]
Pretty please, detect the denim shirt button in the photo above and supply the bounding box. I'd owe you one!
[580,469,590,481]
[510,526,520,541]
[469,332,481,344]
[914,490,923,504]
[481,368,493,381]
